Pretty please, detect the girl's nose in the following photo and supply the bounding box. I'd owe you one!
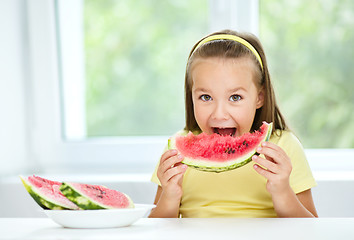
[211,102,229,120]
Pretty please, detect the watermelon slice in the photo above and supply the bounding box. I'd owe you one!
[169,121,273,173]
[60,182,135,210]
[20,175,79,210]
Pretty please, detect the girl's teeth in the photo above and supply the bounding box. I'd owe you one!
[214,128,236,136]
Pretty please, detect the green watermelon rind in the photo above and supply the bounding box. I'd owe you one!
[20,176,79,210]
[59,182,135,210]
[169,122,273,173]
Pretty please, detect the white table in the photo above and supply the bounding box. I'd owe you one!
[1,218,354,240]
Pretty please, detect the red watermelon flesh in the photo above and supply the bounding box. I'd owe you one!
[60,182,134,209]
[21,175,79,210]
[170,122,273,172]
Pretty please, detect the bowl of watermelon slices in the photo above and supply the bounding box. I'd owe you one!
[43,204,155,228]
[20,175,155,228]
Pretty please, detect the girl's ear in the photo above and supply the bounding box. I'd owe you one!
[256,88,265,109]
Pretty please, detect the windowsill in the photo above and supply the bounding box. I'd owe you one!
[2,170,354,185]
[1,173,152,185]
[312,171,354,181]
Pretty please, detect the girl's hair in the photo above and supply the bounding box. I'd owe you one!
[184,29,287,134]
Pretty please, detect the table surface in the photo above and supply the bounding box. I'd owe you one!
[1,217,354,240]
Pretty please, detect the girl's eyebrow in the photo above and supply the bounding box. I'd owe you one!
[193,87,209,93]
[229,87,247,93]
[193,87,247,93]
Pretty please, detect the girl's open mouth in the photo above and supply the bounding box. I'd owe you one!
[212,127,236,137]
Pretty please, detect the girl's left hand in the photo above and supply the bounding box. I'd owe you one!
[252,142,293,195]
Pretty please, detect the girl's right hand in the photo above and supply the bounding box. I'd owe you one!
[157,149,188,201]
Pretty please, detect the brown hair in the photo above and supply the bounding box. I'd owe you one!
[184,29,287,134]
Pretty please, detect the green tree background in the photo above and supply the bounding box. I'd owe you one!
[84,0,207,136]
[84,0,354,148]
[260,0,354,148]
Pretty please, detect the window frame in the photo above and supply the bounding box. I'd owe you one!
[26,0,354,174]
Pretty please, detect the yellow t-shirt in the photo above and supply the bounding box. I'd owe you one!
[150,130,317,218]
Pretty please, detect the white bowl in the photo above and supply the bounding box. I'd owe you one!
[43,204,155,228]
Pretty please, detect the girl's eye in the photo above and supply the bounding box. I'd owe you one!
[200,94,212,101]
[230,94,242,102]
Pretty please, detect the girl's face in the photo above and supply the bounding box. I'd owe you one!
[191,57,264,137]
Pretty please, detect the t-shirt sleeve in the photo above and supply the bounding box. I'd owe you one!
[278,131,317,194]
[150,144,169,186]
[151,161,161,186]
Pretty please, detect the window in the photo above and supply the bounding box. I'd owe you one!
[25,0,260,173]
[25,0,353,174]
[59,0,209,139]
[58,0,259,139]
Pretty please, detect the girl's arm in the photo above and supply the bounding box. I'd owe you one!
[296,189,318,217]
[149,186,180,218]
[268,186,318,217]
[148,150,187,218]
[252,142,318,217]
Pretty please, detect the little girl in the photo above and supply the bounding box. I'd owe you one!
[149,30,318,218]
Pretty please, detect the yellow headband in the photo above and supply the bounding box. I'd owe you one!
[192,34,263,70]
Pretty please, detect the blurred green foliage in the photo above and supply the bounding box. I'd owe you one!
[84,0,354,148]
[84,0,207,136]
[260,0,354,148]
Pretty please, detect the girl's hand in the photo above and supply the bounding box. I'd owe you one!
[252,142,293,195]
[251,142,318,218]
[157,149,188,201]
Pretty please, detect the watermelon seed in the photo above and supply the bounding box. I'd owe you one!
[86,185,107,195]
[242,140,249,147]
[225,147,236,154]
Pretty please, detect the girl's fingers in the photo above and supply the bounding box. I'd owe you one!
[164,164,188,182]
[253,164,272,179]
[160,149,178,164]
[261,142,287,156]
[260,141,277,149]
[257,145,286,165]
[157,149,188,186]
[253,143,292,183]
[157,150,177,181]
[170,167,188,184]
[158,149,181,171]
[252,155,278,173]
[160,154,184,173]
